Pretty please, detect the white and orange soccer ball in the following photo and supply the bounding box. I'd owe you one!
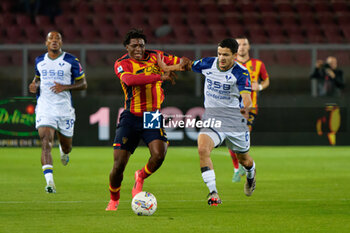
[131,191,157,216]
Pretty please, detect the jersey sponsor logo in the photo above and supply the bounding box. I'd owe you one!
[143,110,161,129]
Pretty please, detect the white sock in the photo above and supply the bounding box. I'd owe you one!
[201,170,217,193]
[244,162,255,179]
[42,165,54,185]
[59,144,68,156]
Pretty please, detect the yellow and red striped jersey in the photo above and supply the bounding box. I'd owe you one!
[236,58,269,108]
[114,50,180,116]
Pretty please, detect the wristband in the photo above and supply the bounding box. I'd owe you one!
[259,84,263,91]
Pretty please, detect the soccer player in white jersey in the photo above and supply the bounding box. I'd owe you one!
[29,31,87,193]
[158,38,256,205]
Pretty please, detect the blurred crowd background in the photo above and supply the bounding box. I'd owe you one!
[0,0,349,98]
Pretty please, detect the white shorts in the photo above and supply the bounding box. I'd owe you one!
[35,114,75,137]
[199,128,250,153]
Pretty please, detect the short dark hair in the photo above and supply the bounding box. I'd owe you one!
[123,28,147,46]
[235,35,249,40]
[218,38,239,54]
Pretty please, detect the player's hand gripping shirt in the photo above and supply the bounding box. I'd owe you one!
[35,52,85,117]
[114,50,180,116]
[236,58,269,108]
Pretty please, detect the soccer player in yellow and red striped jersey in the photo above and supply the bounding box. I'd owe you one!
[106,29,189,211]
[230,36,270,182]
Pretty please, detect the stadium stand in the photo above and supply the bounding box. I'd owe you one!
[0,0,350,66]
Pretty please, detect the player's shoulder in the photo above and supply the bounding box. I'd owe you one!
[35,53,46,64]
[63,52,80,63]
[232,62,249,77]
[194,57,216,67]
[116,53,131,64]
[251,58,265,65]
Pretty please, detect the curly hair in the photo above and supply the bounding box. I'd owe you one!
[123,28,147,46]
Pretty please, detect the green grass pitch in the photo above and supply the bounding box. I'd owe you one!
[0,146,349,233]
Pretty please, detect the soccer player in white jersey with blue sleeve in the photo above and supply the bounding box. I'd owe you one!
[157,38,256,205]
[29,31,87,193]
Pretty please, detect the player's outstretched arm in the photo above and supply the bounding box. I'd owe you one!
[50,77,87,94]
[157,54,192,72]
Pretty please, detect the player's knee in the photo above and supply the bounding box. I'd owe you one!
[40,135,53,149]
[151,150,165,163]
[198,145,210,157]
[61,144,72,154]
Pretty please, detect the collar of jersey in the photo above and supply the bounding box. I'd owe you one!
[47,51,64,61]
[216,59,236,72]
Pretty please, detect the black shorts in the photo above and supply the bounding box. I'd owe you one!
[113,110,168,154]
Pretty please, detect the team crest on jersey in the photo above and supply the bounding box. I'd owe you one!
[225,75,232,82]
[117,66,124,73]
[59,63,65,67]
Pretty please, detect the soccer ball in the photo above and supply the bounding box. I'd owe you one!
[131,191,157,216]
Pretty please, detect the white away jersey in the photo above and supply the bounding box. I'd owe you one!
[192,57,251,108]
[35,52,85,117]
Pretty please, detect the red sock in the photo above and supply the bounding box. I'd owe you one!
[229,149,239,169]
[139,164,152,179]
[109,185,120,201]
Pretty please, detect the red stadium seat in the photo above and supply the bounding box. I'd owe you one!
[266,26,287,44]
[276,2,295,14]
[190,25,212,44]
[72,15,91,27]
[280,14,299,28]
[54,15,72,28]
[285,26,305,44]
[201,3,220,14]
[5,27,24,44]
[172,26,192,44]
[98,25,117,43]
[165,3,183,14]
[258,2,276,14]
[294,2,313,14]
[111,13,130,28]
[167,14,184,27]
[261,14,279,28]
[313,2,331,13]
[147,2,163,13]
[240,2,257,13]
[332,1,349,13]
[209,25,228,42]
[129,15,147,29]
[24,25,42,43]
[0,13,16,26]
[148,14,165,29]
[203,13,222,27]
[35,15,52,27]
[61,25,81,43]
[317,13,337,26]
[16,15,33,27]
[10,51,23,66]
[340,26,350,41]
[80,26,100,43]
[186,13,203,27]
[92,2,110,14]
[322,26,344,43]
[305,27,325,43]
[91,15,109,27]
[128,2,145,14]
